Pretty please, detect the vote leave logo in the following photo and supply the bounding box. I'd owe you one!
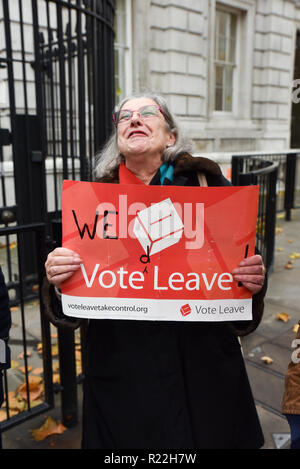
[180,304,192,317]
[133,198,185,256]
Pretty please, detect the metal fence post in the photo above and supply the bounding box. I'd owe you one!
[51,219,78,428]
[284,153,297,221]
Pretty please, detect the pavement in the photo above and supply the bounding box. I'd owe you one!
[1,209,300,450]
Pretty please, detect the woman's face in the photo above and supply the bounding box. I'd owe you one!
[116,97,175,160]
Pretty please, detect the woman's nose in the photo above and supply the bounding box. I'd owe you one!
[130,111,142,125]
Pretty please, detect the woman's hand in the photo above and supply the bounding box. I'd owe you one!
[45,247,82,289]
[232,254,266,295]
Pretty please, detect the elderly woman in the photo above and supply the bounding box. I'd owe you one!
[45,93,267,449]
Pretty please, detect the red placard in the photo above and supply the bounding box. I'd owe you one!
[61,181,259,322]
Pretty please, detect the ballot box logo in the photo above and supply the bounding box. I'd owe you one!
[180,304,192,317]
[133,198,184,257]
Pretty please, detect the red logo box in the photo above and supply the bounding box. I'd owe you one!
[180,304,191,316]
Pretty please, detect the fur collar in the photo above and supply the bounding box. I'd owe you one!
[96,153,222,183]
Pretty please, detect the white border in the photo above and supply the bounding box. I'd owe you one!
[62,294,252,322]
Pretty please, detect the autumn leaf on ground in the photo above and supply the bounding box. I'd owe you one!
[53,361,59,373]
[0,409,19,422]
[8,395,25,412]
[52,373,60,384]
[275,227,283,235]
[32,416,66,442]
[288,240,293,243]
[285,261,294,269]
[18,365,32,374]
[10,360,19,369]
[289,252,300,259]
[32,367,44,375]
[18,376,44,402]
[293,324,299,333]
[261,356,274,364]
[17,350,32,359]
[51,344,59,356]
[276,312,291,322]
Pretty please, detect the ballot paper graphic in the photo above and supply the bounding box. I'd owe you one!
[133,198,184,256]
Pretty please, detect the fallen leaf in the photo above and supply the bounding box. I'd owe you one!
[288,240,293,243]
[289,252,300,259]
[17,351,32,359]
[275,227,283,235]
[76,362,82,375]
[285,263,294,269]
[52,373,60,384]
[0,408,18,421]
[9,241,17,250]
[31,399,43,408]
[31,284,39,292]
[293,324,299,333]
[10,360,19,369]
[53,361,59,373]
[8,395,25,412]
[51,344,59,356]
[32,416,66,441]
[277,247,284,252]
[18,365,32,374]
[261,356,273,364]
[32,367,44,375]
[276,312,291,322]
[18,376,44,402]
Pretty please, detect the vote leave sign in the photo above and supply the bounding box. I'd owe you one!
[61,181,259,322]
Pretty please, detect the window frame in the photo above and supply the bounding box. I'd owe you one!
[214,9,238,113]
[208,0,254,122]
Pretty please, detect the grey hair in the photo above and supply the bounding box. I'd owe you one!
[94,92,194,179]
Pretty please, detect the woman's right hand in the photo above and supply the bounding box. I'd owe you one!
[45,247,82,289]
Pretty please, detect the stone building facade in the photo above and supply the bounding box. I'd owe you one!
[116,0,300,153]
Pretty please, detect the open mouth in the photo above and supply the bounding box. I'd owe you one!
[128,130,148,138]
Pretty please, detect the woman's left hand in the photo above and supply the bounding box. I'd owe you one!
[232,254,266,295]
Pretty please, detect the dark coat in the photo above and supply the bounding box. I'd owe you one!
[0,268,11,408]
[81,154,266,449]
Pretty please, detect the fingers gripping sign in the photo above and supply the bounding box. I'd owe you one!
[232,254,266,295]
[45,247,82,289]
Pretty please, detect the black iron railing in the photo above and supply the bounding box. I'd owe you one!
[0,0,115,437]
[0,223,54,434]
[232,151,300,220]
[232,156,279,272]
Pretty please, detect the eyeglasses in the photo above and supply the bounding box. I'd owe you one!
[113,104,163,126]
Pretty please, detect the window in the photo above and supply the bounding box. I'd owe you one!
[114,0,132,104]
[214,9,237,112]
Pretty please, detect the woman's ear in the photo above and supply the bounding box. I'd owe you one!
[167,132,176,147]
